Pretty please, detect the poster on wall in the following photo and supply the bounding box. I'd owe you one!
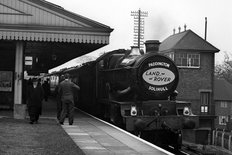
[0,71,13,92]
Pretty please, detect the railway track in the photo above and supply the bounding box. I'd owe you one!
[104,118,209,155]
[86,111,216,155]
[165,144,216,155]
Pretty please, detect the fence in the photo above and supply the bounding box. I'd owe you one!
[212,129,232,151]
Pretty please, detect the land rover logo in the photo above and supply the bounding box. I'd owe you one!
[138,54,178,99]
[142,68,175,86]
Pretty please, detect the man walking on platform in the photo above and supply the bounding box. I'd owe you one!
[42,79,50,101]
[58,73,80,125]
[55,74,65,121]
[27,78,44,124]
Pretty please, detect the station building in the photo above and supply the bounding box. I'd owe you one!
[159,29,220,129]
[0,0,222,131]
[0,0,113,118]
[214,78,232,129]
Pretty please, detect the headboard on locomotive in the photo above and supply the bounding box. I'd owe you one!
[136,51,179,100]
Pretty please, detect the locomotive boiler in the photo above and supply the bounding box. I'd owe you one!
[60,40,196,149]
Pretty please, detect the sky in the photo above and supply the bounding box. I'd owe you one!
[47,0,232,71]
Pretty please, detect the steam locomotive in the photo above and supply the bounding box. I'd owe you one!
[52,40,196,149]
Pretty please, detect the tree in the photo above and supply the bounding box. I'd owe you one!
[215,52,232,83]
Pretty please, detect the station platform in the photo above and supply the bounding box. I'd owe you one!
[62,109,173,155]
[0,97,173,155]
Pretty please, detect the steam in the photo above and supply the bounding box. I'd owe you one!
[145,14,173,41]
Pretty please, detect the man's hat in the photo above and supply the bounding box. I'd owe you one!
[64,73,70,79]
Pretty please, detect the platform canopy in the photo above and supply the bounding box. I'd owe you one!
[0,0,113,74]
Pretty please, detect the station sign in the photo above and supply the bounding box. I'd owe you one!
[25,56,33,66]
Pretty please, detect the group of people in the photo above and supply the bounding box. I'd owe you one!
[26,73,80,125]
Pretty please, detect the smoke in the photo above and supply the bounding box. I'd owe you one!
[145,14,173,41]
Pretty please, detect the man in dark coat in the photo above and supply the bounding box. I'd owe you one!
[42,79,50,101]
[54,75,65,121]
[58,73,80,125]
[27,78,44,124]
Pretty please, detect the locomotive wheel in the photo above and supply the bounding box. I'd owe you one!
[173,130,182,151]
[101,104,110,122]
[110,104,125,129]
[110,112,124,128]
[112,116,124,129]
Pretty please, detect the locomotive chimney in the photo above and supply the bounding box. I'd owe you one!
[145,40,160,53]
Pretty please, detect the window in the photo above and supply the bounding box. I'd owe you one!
[176,53,187,67]
[220,101,228,108]
[200,91,210,115]
[166,52,174,61]
[175,53,200,68]
[219,116,228,125]
[201,106,208,113]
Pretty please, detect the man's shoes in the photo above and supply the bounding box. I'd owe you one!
[69,121,73,125]
[29,121,34,124]
[59,122,64,125]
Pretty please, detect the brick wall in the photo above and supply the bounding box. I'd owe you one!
[176,52,214,115]
[215,100,232,129]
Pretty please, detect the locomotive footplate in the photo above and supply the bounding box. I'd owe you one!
[140,129,182,149]
[124,116,183,149]
[124,115,183,131]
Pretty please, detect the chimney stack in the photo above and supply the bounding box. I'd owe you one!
[205,17,207,40]
[178,26,181,33]
[145,40,160,53]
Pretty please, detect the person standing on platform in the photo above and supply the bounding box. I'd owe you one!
[58,73,80,125]
[27,78,44,124]
[42,78,50,101]
[55,75,65,121]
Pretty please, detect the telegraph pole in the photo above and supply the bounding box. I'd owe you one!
[131,9,148,50]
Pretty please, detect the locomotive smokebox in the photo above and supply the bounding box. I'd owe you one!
[145,40,160,53]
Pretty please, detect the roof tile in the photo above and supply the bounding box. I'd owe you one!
[159,30,219,53]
